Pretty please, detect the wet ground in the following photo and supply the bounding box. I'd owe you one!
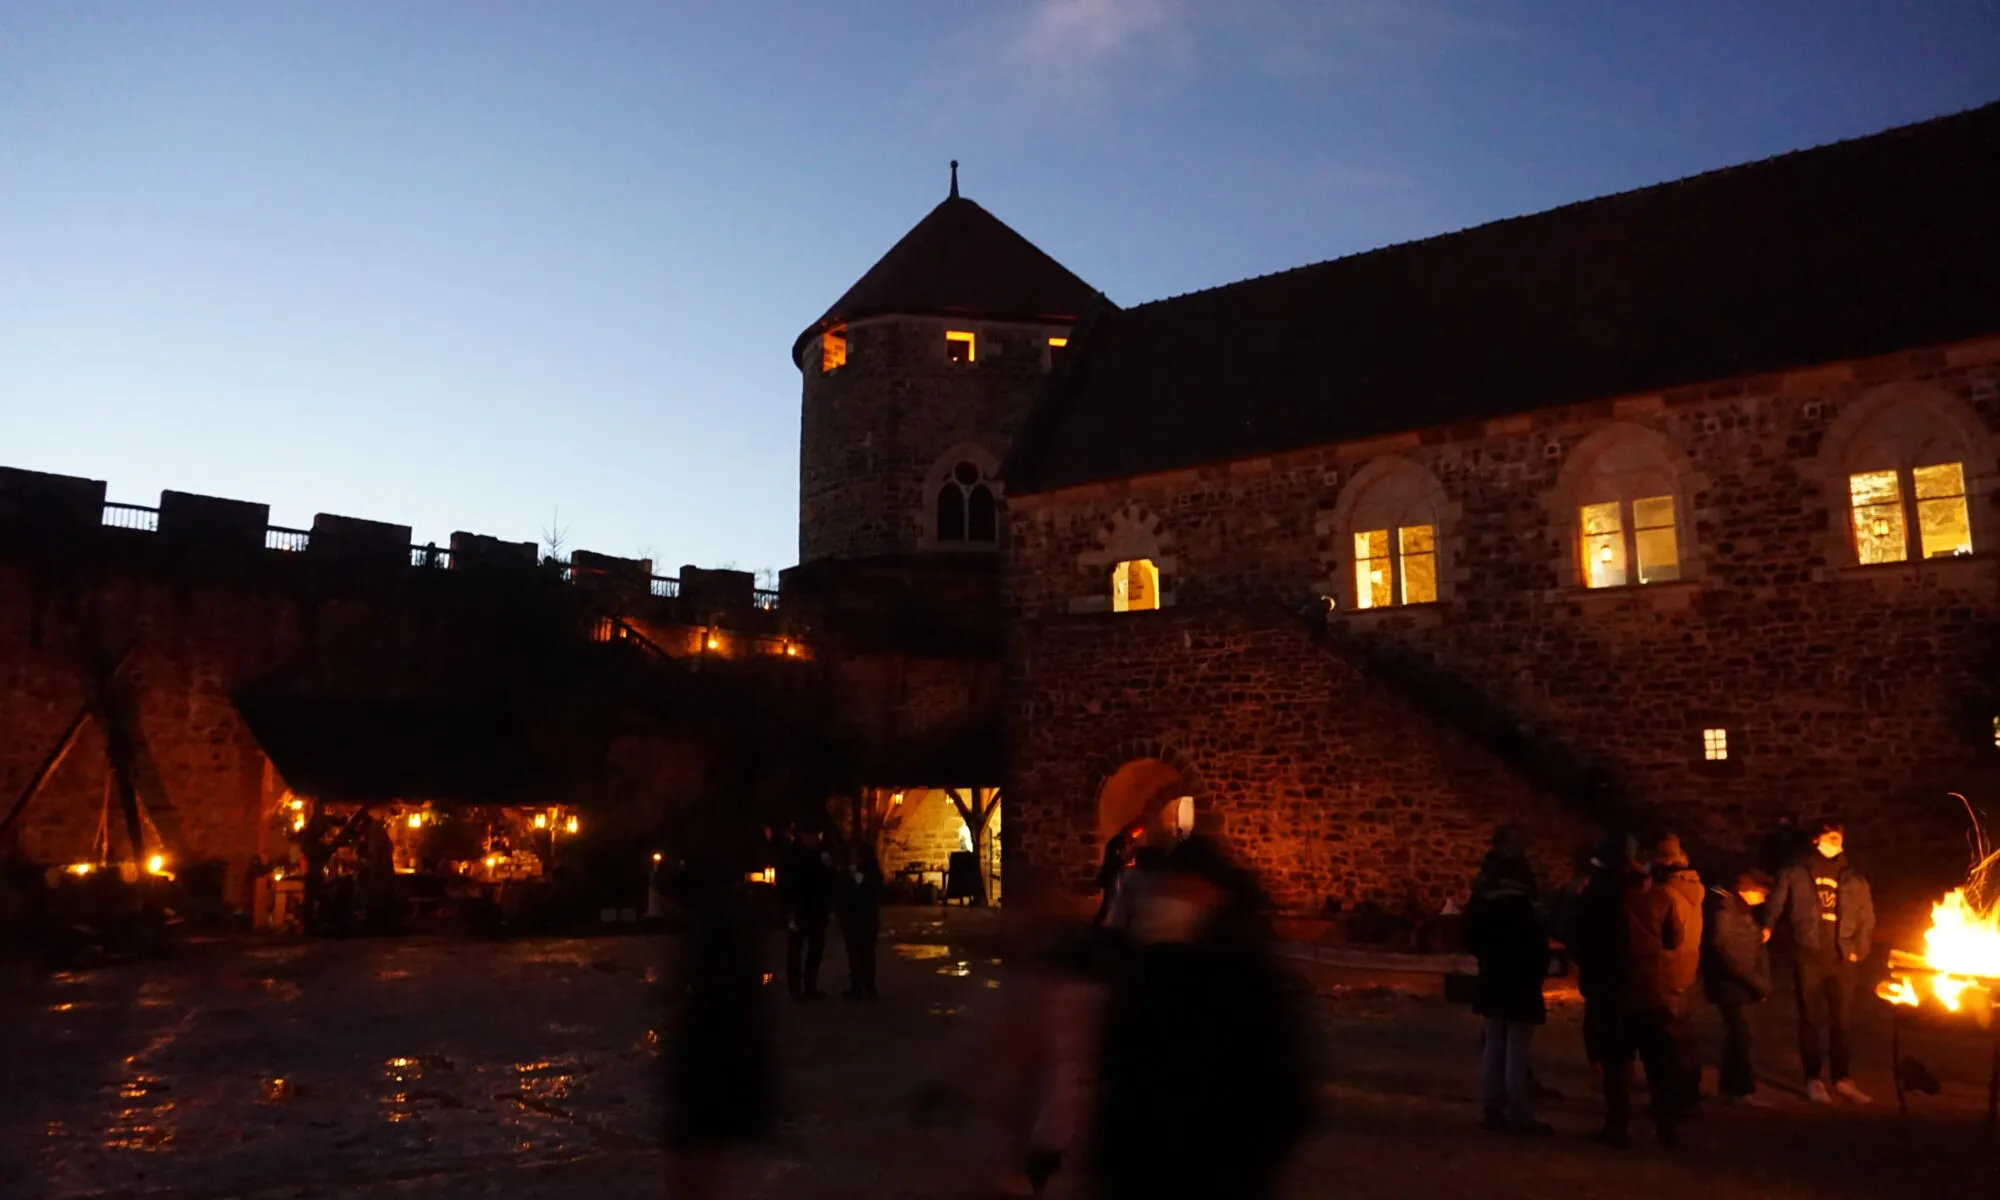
[1,913,1996,1198]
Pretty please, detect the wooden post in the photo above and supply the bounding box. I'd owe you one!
[0,706,91,844]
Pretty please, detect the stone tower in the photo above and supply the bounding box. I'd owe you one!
[793,165,1105,565]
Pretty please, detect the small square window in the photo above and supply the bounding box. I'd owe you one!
[945,330,976,363]
[1702,728,1729,761]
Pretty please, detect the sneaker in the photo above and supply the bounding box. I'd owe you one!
[1834,1079,1873,1104]
[1723,1092,1775,1109]
[1806,1080,1833,1105]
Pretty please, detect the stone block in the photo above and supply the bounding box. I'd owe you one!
[0,467,106,539]
[309,513,412,566]
[448,531,537,572]
[159,490,270,553]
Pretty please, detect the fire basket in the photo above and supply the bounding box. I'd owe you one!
[1875,889,2000,1129]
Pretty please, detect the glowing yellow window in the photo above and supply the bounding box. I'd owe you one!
[1702,728,1729,761]
[821,326,847,373]
[1352,525,1436,609]
[1399,525,1437,605]
[1048,336,1068,349]
[1849,470,1907,564]
[1632,496,1680,584]
[1112,559,1159,612]
[945,330,976,363]
[1353,530,1393,610]
[1914,462,1972,559]
[1581,501,1627,588]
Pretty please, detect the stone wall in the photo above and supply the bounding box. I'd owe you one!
[1006,605,1589,911]
[798,315,1071,563]
[1005,336,2000,910]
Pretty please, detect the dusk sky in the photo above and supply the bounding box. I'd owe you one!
[3,2,1996,575]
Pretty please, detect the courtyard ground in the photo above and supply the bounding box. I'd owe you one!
[1,911,1996,1199]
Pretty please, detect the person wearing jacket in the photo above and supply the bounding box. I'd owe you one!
[776,826,833,1001]
[1761,819,1876,1104]
[1558,834,1641,1095]
[1702,871,1773,1105]
[1598,856,1693,1148]
[1462,825,1552,1134]
[1647,835,1705,1110]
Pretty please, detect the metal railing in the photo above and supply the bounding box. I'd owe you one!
[410,544,451,569]
[265,526,310,552]
[649,576,680,598]
[101,503,159,532]
[753,588,780,611]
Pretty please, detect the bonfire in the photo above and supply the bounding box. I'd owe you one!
[1876,797,2000,1027]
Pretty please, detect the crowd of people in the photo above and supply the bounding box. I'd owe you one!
[656,810,1878,1195]
[661,819,1312,1199]
[1466,816,1877,1147]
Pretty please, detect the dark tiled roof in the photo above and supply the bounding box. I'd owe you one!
[237,695,551,806]
[1008,102,2000,495]
[792,193,1108,365]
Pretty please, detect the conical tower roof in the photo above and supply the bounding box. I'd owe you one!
[792,170,1107,364]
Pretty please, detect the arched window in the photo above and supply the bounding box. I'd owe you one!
[935,460,998,545]
[1836,400,1976,564]
[1563,432,1690,589]
[1330,459,1445,609]
[1112,559,1160,612]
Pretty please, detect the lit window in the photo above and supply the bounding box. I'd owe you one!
[935,460,998,545]
[1112,559,1159,612]
[1048,336,1068,349]
[945,330,976,363]
[1351,525,1436,609]
[1849,470,1907,564]
[1702,728,1729,761]
[821,326,847,373]
[1914,462,1972,559]
[1581,496,1679,588]
[1991,715,1999,749]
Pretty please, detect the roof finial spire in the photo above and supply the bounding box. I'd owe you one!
[949,160,959,199]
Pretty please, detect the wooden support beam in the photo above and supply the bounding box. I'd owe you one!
[0,706,92,845]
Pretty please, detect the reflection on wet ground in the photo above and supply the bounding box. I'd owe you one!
[0,916,1002,1199]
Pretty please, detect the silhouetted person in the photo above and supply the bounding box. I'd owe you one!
[777,826,832,1000]
[1702,870,1773,1105]
[1093,836,1311,1200]
[1755,813,1808,880]
[1762,819,1876,1104]
[1092,825,1139,927]
[1558,833,1639,1097]
[839,844,883,1000]
[1463,824,1551,1134]
[662,852,774,1199]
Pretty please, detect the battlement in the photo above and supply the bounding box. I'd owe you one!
[0,463,780,612]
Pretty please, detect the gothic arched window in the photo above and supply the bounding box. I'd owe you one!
[936,460,998,545]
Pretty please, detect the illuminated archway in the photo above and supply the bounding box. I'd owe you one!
[1096,758,1191,848]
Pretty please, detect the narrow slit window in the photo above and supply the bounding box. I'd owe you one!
[1398,525,1437,605]
[1913,462,1972,559]
[1991,715,2000,749]
[1632,495,1681,584]
[1849,470,1907,565]
[821,326,847,373]
[1703,728,1729,761]
[945,330,976,363]
[967,484,997,543]
[1353,530,1392,610]
[1112,559,1160,612]
[1581,501,1627,589]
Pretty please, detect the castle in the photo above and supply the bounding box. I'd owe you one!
[4,104,1998,922]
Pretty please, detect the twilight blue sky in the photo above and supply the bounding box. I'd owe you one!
[3,2,1996,574]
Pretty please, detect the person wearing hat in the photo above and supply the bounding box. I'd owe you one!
[1762,819,1875,1103]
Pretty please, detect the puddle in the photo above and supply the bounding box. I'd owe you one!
[937,961,973,978]
[48,1001,93,1013]
[259,1076,303,1104]
[891,944,953,961]
[103,1075,178,1152]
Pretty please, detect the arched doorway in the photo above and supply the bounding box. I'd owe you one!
[1096,758,1193,849]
